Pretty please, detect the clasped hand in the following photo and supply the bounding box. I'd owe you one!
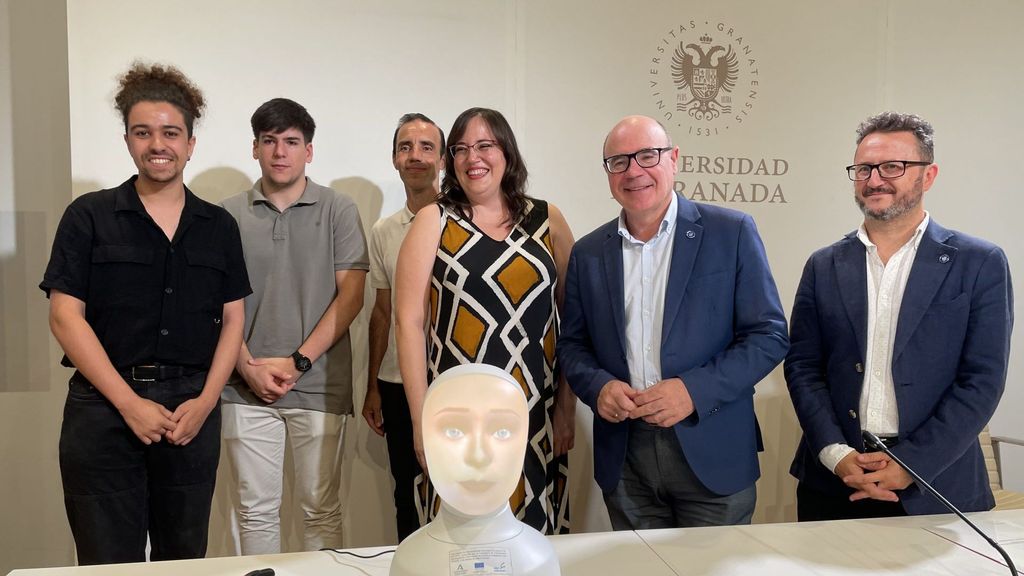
[119,393,215,446]
[598,377,695,427]
[241,357,297,404]
[838,451,913,502]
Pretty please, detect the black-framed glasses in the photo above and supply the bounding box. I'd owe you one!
[603,147,673,174]
[448,140,500,158]
[846,160,931,181]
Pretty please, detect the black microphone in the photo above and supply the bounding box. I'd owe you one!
[862,430,1018,575]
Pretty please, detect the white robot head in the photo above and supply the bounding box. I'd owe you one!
[423,363,528,517]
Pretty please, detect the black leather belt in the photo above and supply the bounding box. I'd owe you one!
[124,365,197,382]
[867,434,899,451]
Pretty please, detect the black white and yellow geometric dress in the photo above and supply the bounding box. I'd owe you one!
[414,199,570,534]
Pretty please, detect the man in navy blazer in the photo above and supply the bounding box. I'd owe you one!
[558,115,788,529]
[786,111,1013,520]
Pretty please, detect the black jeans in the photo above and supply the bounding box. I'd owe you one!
[378,379,422,541]
[59,371,221,565]
[796,481,906,521]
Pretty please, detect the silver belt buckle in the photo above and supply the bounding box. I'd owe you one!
[131,367,155,382]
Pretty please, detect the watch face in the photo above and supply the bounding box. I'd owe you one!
[293,352,312,372]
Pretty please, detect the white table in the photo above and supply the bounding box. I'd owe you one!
[919,509,1024,571]
[7,548,394,576]
[11,511,1024,576]
[639,514,1016,574]
[7,530,673,576]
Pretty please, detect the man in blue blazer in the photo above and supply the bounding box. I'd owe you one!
[558,115,789,529]
[786,112,1013,520]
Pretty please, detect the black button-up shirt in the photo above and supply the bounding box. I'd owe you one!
[41,176,252,369]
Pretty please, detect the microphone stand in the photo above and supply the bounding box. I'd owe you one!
[862,430,1018,575]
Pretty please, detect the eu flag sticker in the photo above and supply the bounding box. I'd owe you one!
[449,548,512,575]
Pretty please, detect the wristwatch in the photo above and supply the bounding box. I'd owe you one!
[291,350,312,372]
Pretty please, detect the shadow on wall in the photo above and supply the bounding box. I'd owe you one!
[329,175,391,471]
[751,370,802,524]
[330,176,383,233]
[189,167,254,204]
[565,408,609,533]
[0,211,53,392]
[329,175,397,546]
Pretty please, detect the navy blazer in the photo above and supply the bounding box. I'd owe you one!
[786,219,1013,514]
[558,195,789,495]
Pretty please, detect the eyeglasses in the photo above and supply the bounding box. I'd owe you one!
[846,160,931,181]
[603,147,673,174]
[448,140,500,158]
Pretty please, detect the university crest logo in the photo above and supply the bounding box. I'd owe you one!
[650,20,759,136]
[671,34,738,120]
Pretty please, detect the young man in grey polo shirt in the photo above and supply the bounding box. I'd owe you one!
[220,98,368,554]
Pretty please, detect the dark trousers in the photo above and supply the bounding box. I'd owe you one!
[379,379,422,541]
[796,481,907,521]
[59,371,221,565]
[603,420,756,529]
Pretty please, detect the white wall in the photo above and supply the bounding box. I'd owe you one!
[2,0,1022,571]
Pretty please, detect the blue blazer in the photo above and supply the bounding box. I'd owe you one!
[786,219,1013,514]
[558,195,789,494]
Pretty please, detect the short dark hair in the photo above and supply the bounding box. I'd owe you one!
[251,98,316,142]
[441,107,530,225]
[392,113,445,157]
[114,62,205,137]
[856,111,935,162]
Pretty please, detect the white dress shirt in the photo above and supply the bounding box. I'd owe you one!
[818,213,930,473]
[618,194,678,391]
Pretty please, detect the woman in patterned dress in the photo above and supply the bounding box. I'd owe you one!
[395,107,575,534]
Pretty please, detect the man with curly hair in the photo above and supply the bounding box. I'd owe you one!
[40,62,251,564]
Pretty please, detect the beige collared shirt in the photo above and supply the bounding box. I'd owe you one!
[369,204,416,383]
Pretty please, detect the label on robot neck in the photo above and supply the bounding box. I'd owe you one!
[449,548,512,575]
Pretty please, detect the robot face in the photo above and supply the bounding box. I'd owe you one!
[423,366,528,516]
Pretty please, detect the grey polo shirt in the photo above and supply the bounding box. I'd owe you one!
[220,178,368,414]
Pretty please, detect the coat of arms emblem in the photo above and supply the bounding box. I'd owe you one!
[670,34,739,120]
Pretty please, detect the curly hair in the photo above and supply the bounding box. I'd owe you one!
[855,111,934,162]
[114,62,206,137]
[440,107,530,225]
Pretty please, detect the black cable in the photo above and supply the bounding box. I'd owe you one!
[321,547,396,559]
[240,549,395,575]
